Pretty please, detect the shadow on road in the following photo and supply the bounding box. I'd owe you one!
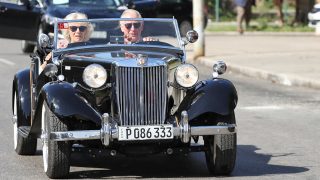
[65,144,309,178]
[69,152,210,178]
[233,145,309,176]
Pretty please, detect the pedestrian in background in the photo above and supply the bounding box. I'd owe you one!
[234,0,255,34]
[274,0,284,26]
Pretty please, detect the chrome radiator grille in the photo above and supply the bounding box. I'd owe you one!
[116,66,167,126]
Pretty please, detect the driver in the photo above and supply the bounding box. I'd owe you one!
[119,9,157,44]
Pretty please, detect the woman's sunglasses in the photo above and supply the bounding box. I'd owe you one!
[124,23,141,29]
[69,26,87,32]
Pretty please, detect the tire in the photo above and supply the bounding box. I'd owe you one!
[21,40,35,54]
[179,20,192,37]
[41,103,71,178]
[204,129,237,175]
[13,91,37,155]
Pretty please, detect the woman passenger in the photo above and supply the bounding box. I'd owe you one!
[41,12,93,70]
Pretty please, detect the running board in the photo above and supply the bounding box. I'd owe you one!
[18,126,31,138]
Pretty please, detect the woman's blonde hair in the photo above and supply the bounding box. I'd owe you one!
[62,12,93,42]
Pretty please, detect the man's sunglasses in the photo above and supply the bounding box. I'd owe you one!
[124,23,141,29]
[69,26,87,32]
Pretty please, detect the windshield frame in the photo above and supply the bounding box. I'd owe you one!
[53,18,183,49]
[52,18,186,62]
[48,0,122,7]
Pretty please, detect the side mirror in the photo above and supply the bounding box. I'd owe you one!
[212,61,227,78]
[185,30,198,43]
[38,33,50,48]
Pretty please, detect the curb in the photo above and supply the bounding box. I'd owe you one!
[204,31,317,36]
[196,57,320,90]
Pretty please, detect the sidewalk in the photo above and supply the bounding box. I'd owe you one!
[186,33,320,89]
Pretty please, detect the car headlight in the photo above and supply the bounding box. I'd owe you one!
[83,64,107,88]
[175,64,198,88]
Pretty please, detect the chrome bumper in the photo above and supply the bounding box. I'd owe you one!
[49,111,237,146]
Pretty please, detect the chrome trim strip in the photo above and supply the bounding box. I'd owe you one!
[115,58,166,67]
[55,44,183,53]
[49,124,237,142]
[173,124,237,136]
[12,115,17,124]
[101,113,111,146]
[139,67,144,125]
[50,130,101,141]
[147,67,151,125]
[173,18,184,50]
[180,111,190,143]
[57,18,178,23]
[190,125,237,135]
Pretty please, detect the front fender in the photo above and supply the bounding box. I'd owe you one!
[30,82,102,136]
[12,68,31,126]
[177,78,238,121]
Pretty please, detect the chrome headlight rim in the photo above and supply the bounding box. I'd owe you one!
[82,64,107,89]
[174,63,199,88]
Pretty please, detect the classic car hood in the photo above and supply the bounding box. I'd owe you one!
[47,6,123,19]
[62,50,180,66]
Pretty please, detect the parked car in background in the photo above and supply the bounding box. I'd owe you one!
[0,0,127,53]
[125,0,208,36]
[308,3,320,27]
[128,0,158,17]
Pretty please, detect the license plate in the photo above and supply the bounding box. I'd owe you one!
[118,125,173,141]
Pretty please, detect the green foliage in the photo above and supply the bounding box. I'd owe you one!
[206,0,236,21]
[248,24,314,32]
[205,22,314,32]
[204,0,312,31]
[263,0,275,8]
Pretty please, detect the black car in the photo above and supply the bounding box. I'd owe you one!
[3,18,237,178]
[0,0,126,53]
[129,0,208,35]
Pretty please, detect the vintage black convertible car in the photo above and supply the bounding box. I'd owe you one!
[10,18,237,178]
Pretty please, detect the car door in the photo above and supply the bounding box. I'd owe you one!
[0,0,41,41]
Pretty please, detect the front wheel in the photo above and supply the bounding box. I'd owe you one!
[13,91,37,155]
[204,132,237,176]
[41,103,71,178]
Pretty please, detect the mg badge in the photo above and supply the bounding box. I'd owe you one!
[137,54,148,66]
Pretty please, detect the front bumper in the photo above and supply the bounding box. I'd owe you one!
[48,111,237,146]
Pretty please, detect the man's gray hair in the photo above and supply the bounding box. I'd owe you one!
[120,9,142,18]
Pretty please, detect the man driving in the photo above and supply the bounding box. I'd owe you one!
[120,9,156,44]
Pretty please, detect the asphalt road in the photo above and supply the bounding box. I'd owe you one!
[0,38,319,179]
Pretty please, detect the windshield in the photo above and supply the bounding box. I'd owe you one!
[53,18,182,50]
[50,0,120,7]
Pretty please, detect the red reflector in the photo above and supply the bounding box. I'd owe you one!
[58,22,68,29]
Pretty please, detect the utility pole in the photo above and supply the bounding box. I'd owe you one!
[192,0,205,60]
[215,0,219,22]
